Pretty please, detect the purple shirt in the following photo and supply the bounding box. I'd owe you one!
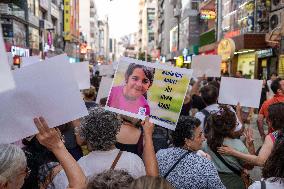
[107,86,150,116]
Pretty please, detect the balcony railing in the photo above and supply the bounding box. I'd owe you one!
[0,3,25,20]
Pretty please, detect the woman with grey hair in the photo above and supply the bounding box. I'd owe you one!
[0,144,28,189]
[51,107,147,189]
[107,63,155,116]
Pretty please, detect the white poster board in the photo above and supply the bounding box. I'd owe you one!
[218,77,263,108]
[192,55,222,77]
[21,56,41,67]
[99,65,115,76]
[0,54,88,144]
[0,27,15,92]
[96,76,113,104]
[71,61,90,90]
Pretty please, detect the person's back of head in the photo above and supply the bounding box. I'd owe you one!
[268,102,284,131]
[129,176,174,189]
[87,169,134,189]
[270,78,283,95]
[0,144,27,189]
[200,85,219,106]
[99,97,108,107]
[82,86,97,101]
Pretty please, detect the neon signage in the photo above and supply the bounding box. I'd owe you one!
[200,10,216,20]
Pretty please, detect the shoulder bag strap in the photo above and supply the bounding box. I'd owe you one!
[164,151,190,179]
[110,150,123,170]
[260,180,266,189]
[213,150,241,176]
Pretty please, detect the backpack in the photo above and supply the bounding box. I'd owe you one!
[201,109,210,135]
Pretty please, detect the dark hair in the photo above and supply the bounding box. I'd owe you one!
[270,78,282,94]
[237,70,243,75]
[87,169,134,189]
[208,80,220,90]
[270,72,278,77]
[262,135,284,182]
[82,86,96,99]
[207,105,237,152]
[268,102,284,131]
[129,176,174,189]
[99,97,108,107]
[200,85,219,105]
[125,63,155,85]
[172,116,200,147]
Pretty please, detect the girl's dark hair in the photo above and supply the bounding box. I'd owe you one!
[207,105,237,152]
[262,134,284,182]
[268,102,284,131]
[125,63,155,85]
[172,116,200,147]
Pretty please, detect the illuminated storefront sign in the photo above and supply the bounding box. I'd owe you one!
[200,10,216,20]
[217,38,235,61]
[257,49,273,58]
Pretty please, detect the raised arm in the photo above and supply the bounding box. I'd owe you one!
[141,117,159,176]
[34,117,87,189]
[217,134,273,166]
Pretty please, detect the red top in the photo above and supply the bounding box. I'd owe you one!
[259,94,284,133]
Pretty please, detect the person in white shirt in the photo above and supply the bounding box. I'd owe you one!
[194,85,243,136]
[267,73,278,99]
[50,107,146,189]
[248,134,284,189]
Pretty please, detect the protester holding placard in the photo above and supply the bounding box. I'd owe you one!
[107,63,154,116]
[50,108,146,189]
[195,84,243,136]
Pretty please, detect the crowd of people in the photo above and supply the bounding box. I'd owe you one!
[1,65,284,189]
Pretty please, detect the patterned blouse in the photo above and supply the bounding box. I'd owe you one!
[157,147,226,189]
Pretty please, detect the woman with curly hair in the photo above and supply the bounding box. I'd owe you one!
[50,107,147,189]
[156,116,225,189]
[203,105,254,189]
[218,102,284,167]
[248,135,284,188]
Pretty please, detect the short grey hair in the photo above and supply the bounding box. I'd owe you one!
[87,169,134,189]
[79,107,122,151]
[0,144,27,183]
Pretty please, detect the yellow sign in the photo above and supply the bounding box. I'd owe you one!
[279,55,284,78]
[217,38,236,61]
[64,0,71,41]
[176,56,184,67]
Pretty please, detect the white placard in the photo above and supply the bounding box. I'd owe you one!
[218,77,263,108]
[99,64,115,76]
[71,61,90,90]
[96,76,113,104]
[192,55,222,77]
[0,27,15,92]
[21,56,41,67]
[0,54,88,144]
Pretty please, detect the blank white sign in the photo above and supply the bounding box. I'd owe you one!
[21,56,41,67]
[96,76,113,104]
[71,61,90,90]
[218,77,263,108]
[192,55,222,77]
[0,27,15,92]
[0,54,88,144]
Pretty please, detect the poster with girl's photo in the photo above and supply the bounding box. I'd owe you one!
[105,57,192,130]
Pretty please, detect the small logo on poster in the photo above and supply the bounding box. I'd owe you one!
[138,107,146,116]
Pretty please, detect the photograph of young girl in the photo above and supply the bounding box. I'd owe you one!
[107,63,155,116]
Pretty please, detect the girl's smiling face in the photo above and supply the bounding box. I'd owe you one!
[124,68,151,99]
